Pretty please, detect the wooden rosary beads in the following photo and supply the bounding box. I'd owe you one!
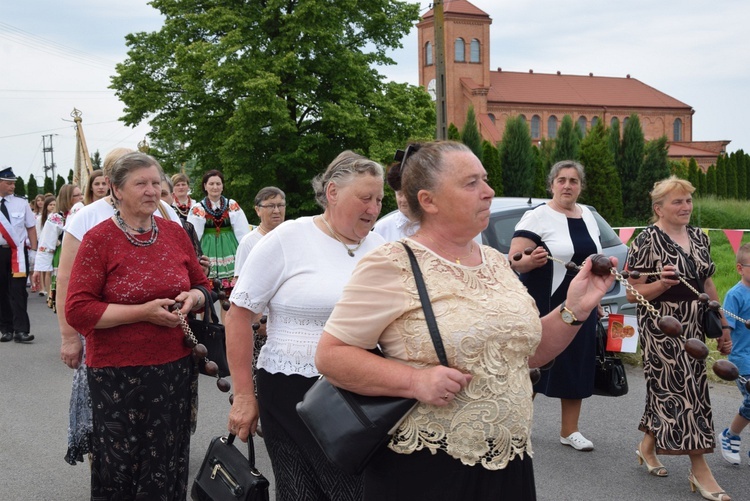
[513,248,749,390]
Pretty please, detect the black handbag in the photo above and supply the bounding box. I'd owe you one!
[190,285,230,377]
[593,321,629,397]
[191,433,269,501]
[296,242,449,475]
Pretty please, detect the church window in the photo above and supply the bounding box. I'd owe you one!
[454,38,465,62]
[610,117,619,129]
[591,116,599,129]
[519,114,527,125]
[673,118,683,141]
[577,116,587,136]
[488,113,496,124]
[548,115,558,139]
[531,115,541,139]
[425,41,433,66]
[623,117,629,129]
[470,39,480,63]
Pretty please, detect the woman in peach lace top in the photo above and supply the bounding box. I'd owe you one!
[316,141,616,500]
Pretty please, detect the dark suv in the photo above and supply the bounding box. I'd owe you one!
[481,197,630,317]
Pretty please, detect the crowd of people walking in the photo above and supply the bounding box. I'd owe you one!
[2,140,748,501]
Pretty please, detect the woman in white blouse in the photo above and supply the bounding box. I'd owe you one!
[315,142,615,500]
[226,151,385,501]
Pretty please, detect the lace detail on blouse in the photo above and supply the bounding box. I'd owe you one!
[384,242,542,470]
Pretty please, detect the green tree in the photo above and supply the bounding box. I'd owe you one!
[460,105,483,161]
[552,115,580,162]
[91,150,102,170]
[482,140,502,196]
[531,146,548,198]
[43,176,54,195]
[633,136,670,221]
[578,120,622,224]
[447,123,460,141]
[716,155,727,198]
[620,114,645,215]
[706,165,717,196]
[726,154,738,199]
[67,169,74,184]
[55,174,66,194]
[27,175,38,199]
[15,177,26,197]
[687,158,701,196]
[670,159,688,180]
[111,0,424,217]
[498,115,535,197]
[736,150,747,200]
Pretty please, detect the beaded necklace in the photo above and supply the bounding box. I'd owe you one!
[173,196,192,217]
[319,215,363,257]
[114,210,159,247]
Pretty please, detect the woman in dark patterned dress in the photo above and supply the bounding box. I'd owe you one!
[510,160,601,452]
[626,176,732,501]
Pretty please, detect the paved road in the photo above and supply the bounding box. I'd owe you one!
[1,292,749,500]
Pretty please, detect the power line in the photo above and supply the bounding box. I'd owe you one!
[0,120,122,140]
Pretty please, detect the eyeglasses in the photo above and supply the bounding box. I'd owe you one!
[257,203,286,210]
[394,143,422,172]
[740,263,750,268]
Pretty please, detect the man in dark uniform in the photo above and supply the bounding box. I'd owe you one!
[0,167,37,343]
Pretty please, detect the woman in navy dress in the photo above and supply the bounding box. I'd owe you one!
[509,160,601,452]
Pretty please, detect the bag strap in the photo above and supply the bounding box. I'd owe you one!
[401,242,449,368]
[193,284,220,326]
[226,433,259,469]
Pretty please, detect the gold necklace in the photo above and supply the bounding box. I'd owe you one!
[319,216,363,257]
[423,234,475,264]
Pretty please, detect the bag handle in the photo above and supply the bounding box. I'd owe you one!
[226,433,260,470]
[193,284,220,326]
[401,242,449,368]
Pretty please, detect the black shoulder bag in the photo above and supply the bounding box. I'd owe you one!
[191,433,270,501]
[190,285,231,377]
[296,242,450,475]
[593,320,629,397]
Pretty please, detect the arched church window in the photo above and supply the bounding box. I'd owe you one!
[591,116,600,129]
[548,115,558,139]
[610,117,619,129]
[470,39,480,63]
[577,116,587,137]
[673,118,683,141]
[531,115,541,139]
[425,41,433,66]
[488,113,495,125]
[454,38,465,62]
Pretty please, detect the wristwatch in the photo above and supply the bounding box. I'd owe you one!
[560,302,584,326]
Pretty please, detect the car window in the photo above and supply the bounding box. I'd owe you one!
[590,210,621,249]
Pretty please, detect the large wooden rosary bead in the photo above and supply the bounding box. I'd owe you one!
[657,316,683,337]
[512,252,523,261]
[684,338,709,360]
[713,359,740,381]
[204,360,219,376]
[193,343,208,358]
[707,300,721,311]
[529,368,541,385]
[697,293,709,303]
[628,270,641,279]
[590,254,613,276]
[217,378,231,393]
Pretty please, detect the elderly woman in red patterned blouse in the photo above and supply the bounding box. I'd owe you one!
[66,152,208,500]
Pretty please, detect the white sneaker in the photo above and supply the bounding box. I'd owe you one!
[560,432,594,451]
[719,428,741,465]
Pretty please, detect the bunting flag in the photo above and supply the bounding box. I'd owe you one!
[618,227,635,244]
[723,229,744,255]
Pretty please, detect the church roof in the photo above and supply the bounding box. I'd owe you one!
[421,0,490,19]
[486,70,691,110]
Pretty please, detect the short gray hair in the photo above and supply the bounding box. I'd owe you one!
[311,151,383,209]
[110,152,164,201]
[547,160,586,191]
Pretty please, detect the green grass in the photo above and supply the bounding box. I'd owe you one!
[619,197,750,382]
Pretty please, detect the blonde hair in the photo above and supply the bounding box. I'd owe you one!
[103,147,135,179]
[737,243,750,265]
[650,175,695,223]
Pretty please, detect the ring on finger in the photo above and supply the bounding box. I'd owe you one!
[442,393,450,400]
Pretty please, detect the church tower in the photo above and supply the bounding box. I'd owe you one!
[417,1,492,131]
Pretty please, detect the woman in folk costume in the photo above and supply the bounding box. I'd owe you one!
[187,169,249,317]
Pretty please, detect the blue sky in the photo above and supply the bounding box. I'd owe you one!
[2,0,748,184]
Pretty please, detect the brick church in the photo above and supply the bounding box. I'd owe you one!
[417,0,728,169]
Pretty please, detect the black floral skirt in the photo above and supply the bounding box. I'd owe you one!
[87,355,194,501]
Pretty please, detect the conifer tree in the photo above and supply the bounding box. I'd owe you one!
[633,136,670,221]
[14,177,26,197]
[716,155,727,198]
[706,165,717,196]
[579,120,622,224]
[531,146,548,198]
[498,116,535,197]
[447,123,460,141]
[736,151,747,200]
[27,175,38,199]
[43,176,54,195]
[460,105,483,161]
[482,141,502,196]
[55,174,66,194]
[552,115,580,162]
[688,158,701,195]
[725,154,738,199]
[620,114,645,215]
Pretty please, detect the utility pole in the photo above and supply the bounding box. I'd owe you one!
[42,134,57,182]
[434,0,447,140]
